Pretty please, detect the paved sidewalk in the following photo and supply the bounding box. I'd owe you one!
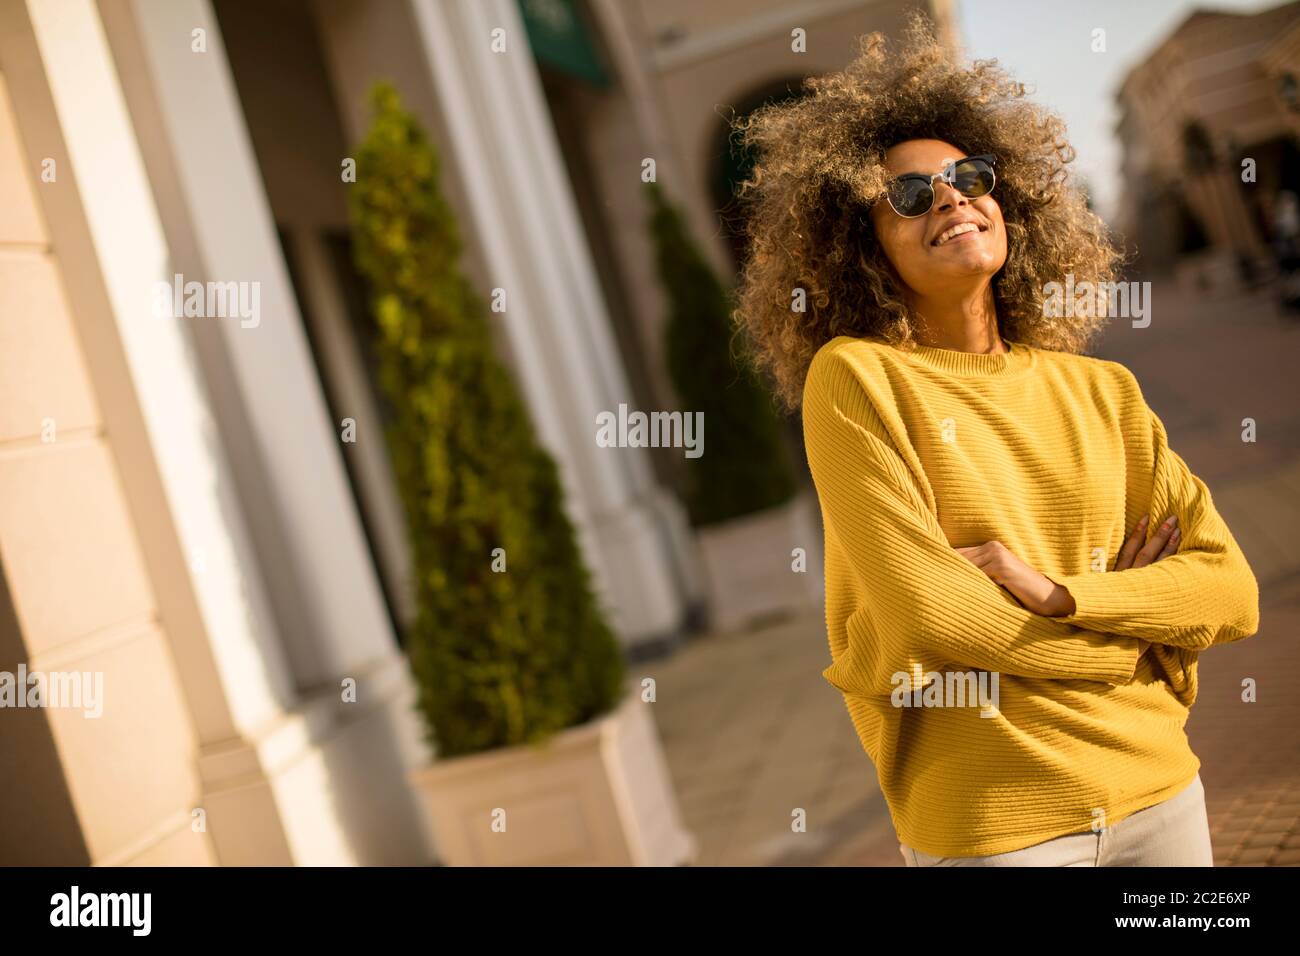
[645,606,890,867]
[647,279,1300,866]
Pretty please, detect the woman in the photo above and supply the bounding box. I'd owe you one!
[733,15,1260,866]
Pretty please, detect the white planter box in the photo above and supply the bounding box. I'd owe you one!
[410,686,697,866]
[695,487,824,633]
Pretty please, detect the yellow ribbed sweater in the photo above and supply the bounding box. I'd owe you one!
[802,335,1260,857]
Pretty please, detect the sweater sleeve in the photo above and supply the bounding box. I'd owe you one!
[1045,404,1260,650]
[803,351,1142,695]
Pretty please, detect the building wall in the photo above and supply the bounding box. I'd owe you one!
[642,0,956,277]
[0,0,439,866]
[214,0,416,631]
[0,65,215,866]
[1114,2,1300,274]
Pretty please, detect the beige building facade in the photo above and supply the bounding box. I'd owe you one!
[1115,1,1300,283]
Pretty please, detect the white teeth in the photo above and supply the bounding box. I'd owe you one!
[934,222,981,246]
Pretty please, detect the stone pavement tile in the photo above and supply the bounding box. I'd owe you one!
[1233,846,1273,865]
[1214,462,1300,586]
[1189,595,1300,867]
[677,779,750,815]
[647,608,875,865]
[1253,817,1299,847]
[1273,848,1300,866]
[1093,284,1300,488]
[816,801,904,867]
[1222,516,1292,590]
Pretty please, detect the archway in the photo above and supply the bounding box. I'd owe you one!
[708,77,809,272]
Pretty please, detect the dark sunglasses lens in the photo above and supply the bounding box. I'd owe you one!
[890,177,933,217]
[952,159,995,198]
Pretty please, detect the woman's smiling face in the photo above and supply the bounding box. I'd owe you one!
[868,139,1008,298]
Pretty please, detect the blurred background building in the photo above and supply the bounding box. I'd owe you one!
[1114,0,1300,286]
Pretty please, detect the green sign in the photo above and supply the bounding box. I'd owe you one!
[517,0,610,87]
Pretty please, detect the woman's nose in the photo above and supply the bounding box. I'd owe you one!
[932,180,969,211]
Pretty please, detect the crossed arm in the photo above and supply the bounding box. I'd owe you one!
[804,356,1260,703]
[963,404,1260,652]
[957,511,1181,660]
[803,360,1143,697]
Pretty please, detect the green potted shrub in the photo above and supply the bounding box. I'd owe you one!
[350,82,694,866]
[645,181,822,631]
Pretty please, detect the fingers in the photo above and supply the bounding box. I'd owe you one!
[955,541,1013,582]
[1154,522,1181,560]
[955,543,994,572]
[1133,514,1178,568]
[1113,515,1150,571]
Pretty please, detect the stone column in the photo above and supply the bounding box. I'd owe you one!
[105,0,397,684]
[390,0,690,645]
[25,0,435,864]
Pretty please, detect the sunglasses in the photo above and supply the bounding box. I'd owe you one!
[883,154,997,218]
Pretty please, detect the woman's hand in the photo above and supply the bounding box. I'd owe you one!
[1099,515,1180,660]
[954,541,1072,616]
[955,513,1182,618]
[1113,513,1181,570]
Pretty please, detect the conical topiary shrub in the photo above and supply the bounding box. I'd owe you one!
[645,180,796,527]
[348,82,626,759]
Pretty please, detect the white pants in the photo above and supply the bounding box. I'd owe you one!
[900,774,1214,866]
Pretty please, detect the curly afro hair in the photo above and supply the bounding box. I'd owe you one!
[732,10,1125,411]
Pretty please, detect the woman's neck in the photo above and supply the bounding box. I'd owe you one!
[907,284,1006,354]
